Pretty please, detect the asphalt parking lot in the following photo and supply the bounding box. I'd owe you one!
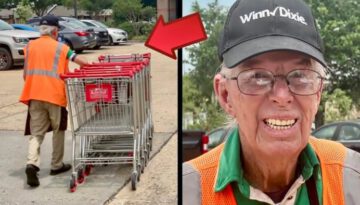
[0,43,178,204]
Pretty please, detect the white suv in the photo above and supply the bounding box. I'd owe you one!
[0,19,39,70]
[81,19,128,45]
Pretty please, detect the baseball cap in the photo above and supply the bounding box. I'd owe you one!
[219,0,327,68]
[39,15,60,28]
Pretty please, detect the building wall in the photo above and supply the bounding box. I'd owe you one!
[157,0,177,22]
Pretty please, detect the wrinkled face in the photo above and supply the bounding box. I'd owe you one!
[224,51,323,157]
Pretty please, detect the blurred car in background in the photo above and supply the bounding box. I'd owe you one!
[28,18,96,54]
[0,19,39,70]
[81,19,128,45]
[12,24,39,32]
[207,125,236,150]
[312,120,360,152]
[61,17,109,49]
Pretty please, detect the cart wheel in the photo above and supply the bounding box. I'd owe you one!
[131,172,137,191]
[84,165,92,176]
[141,158,145,173]
[149,138,153,151]
[147,144,151,159]
[144,151,148,167]
[137,165,141,181]
[77,168,85,184]
[69,176,77,193]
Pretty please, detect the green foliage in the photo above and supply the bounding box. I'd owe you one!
[117,17,154,40]
[29,0,63,16]
[305,0,360,107]
[79,0,113,17]
[112,0,156,37]
[0,0,20,9]
[15,0,32,23]
[185,0,227,101]
[131,35,147,41]
[323,89,353,122]
[183,0,229,130]
[62,0,113,17]
[118,22,134,37]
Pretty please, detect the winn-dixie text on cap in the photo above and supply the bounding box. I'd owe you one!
[219,0,326,68]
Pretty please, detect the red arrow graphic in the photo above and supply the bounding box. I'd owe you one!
[145,13,207,59]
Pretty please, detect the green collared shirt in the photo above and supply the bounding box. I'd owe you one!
[214,126,323,205]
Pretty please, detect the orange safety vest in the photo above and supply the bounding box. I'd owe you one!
[184,137,360,205]
[19,35,70,107]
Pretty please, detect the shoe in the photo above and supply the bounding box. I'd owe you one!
[25,164,40,187]
[50,163,71,175]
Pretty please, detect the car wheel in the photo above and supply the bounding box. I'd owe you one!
[109,36,113,45]
[93,45,101,49]
[75,49,83,54]
[0,47,13,70]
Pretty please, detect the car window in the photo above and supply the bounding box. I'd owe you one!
[313,125,337,140]
[92,21,108,29]
[0,19,14,30]
[338,125,360,140]
[208,128,225,149]
[82,21,95,27]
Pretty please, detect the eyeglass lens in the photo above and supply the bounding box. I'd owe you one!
[236,69,322,95]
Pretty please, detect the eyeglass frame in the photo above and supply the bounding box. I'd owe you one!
[223,68,327,96]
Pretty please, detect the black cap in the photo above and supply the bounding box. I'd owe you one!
[39,15,60,28]
[219,0,326,68]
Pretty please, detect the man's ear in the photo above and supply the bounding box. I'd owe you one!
[214,73,235,117]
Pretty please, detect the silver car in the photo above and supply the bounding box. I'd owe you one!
[58,21,97,53]
[0,19,39,70]
[81,19,128,45]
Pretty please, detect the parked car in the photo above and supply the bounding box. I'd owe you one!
[182,125,236,162]
[312,120,360,152]
[81,19,128,45]
[0,19,39,70]
[58,20,97,53]
[11,24,39,32]
[28,19,96,54]
[61,17,109,48]
[207,125,236,150]
[182,130,207,162]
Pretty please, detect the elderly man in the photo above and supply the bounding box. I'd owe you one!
[20,15,88,187]
[183,0,360,204]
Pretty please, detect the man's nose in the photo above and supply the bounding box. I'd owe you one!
[268,77,294,105]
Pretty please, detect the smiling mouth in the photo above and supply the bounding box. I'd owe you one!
[264,119,297,130]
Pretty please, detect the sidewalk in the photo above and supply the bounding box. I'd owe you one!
[106,134,178,205]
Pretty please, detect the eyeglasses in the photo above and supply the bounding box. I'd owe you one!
[226,68,325,96]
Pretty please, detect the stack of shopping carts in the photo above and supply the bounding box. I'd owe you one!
[61,53,153,192]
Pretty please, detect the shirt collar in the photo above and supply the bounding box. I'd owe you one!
[214,126,320,194]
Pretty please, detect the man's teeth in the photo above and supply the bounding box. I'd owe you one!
[265,119,296,130]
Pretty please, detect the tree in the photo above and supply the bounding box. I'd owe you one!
[305,0,360,125]
[28,0,62,16]
[0,0,20,9]
[63,0,114,16]
[183,0,228,130]
[323,88,353,122]
[112,0,155,36]
[185,0,227,101]
[15,0,32,23]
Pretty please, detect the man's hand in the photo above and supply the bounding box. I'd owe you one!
[73,55,89,67]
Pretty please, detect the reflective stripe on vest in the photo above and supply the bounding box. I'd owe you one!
[24,45,29,70]
[183,163,201,205]
[186,138,360,205]
[343,149,360,204]
[24,42,63,79]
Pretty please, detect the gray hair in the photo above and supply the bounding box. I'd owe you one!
[39,25,57,36]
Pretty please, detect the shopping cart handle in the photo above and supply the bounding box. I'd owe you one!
[60,71,134,79]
